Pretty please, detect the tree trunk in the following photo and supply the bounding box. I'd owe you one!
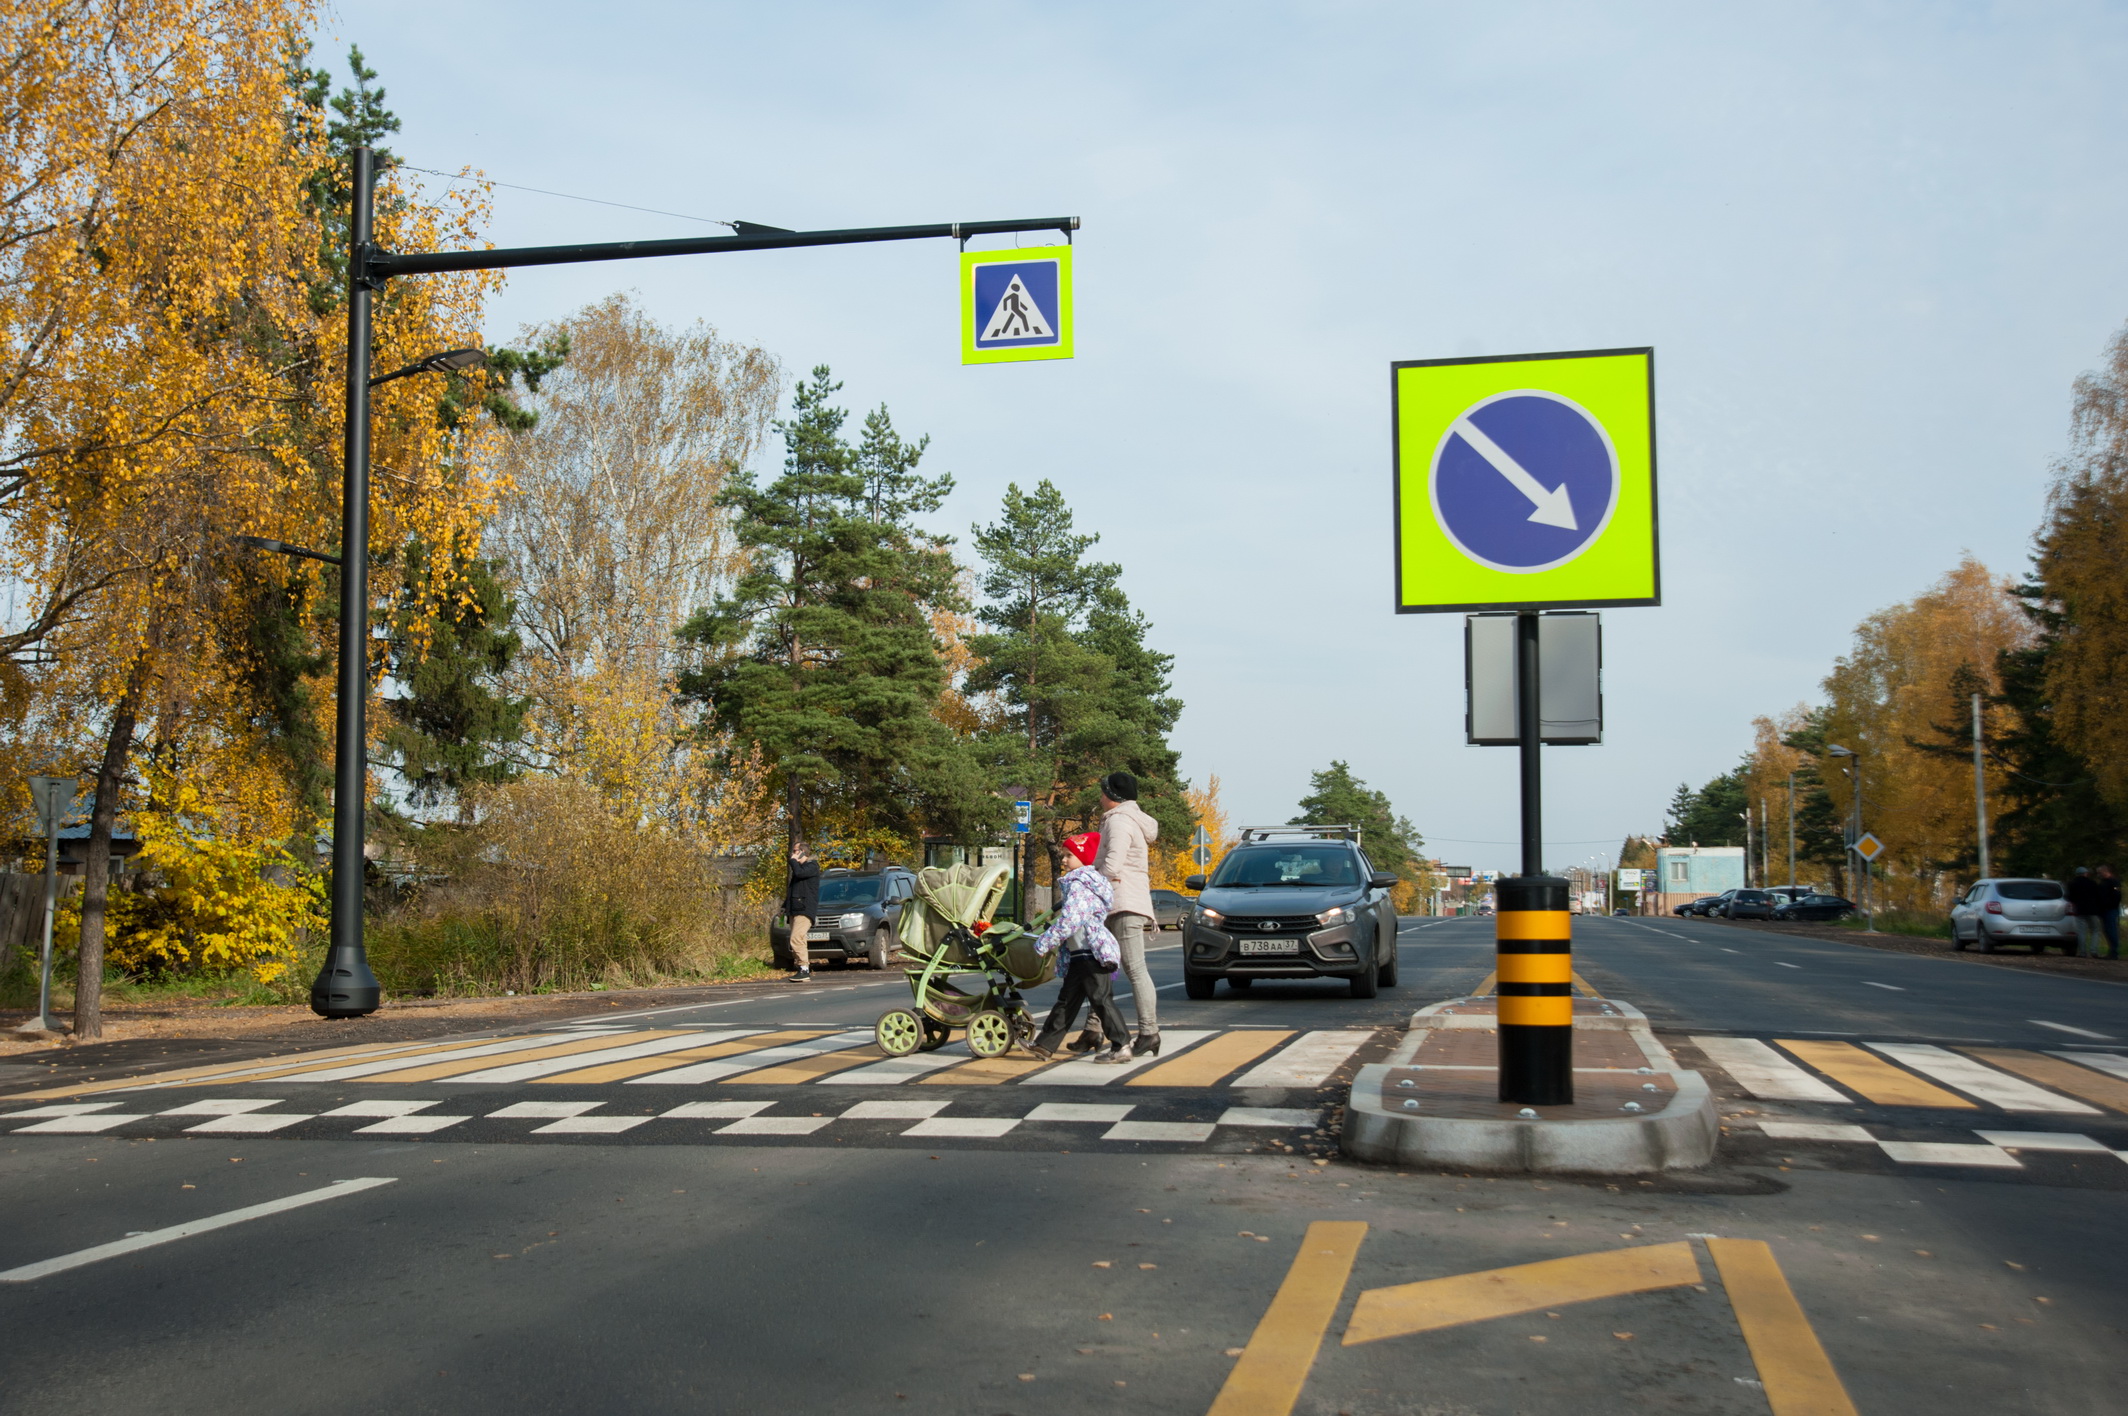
[73,677,144,1041]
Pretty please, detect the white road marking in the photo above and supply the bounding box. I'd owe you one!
[623,1031,874,1084]
[1868,1043,2101,1113]
[184,1112,314,1133]
[661,1101,775,1120]
[9,1113,149,1134]
[354,1114,468,1134]
[1217,1107,1319,1128]
[487,1101,599,1119]
[716,1115,834,1136]
[532,1115,651,1134]
[285,1035,570,1082]
[2,1103,125,1119]
[2054,1050,2128,1082]
[1776,962,1802,969]
[838,1100,951,1120]
[2030,1020,2116,1040]
[901,1116,1020,1138]
[0,1177,397,1284]
[1974,1131,2114,1153]
[1231,1030,1374,1089]
[321,1100,440,1118]
[1024,1103,1134,1123]
[445,1030,762,1083]
[1689,1037,1849,1103]
[1757,1121,1874,1142]
[1020,1030,1216,1086]
[156,1098,284,1117]
[835,1052,970,1084]
[1876,1140,2021,1168]
[1720,948,1741,954]
[1103,1120,1215,1142]
[1863,982,1904,991]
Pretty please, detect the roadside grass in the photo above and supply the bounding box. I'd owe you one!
[1837,908,1951,940]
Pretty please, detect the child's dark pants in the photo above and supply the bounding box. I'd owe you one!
[1035,955,1128,1053]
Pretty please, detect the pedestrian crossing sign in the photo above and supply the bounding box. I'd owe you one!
[963,246,1073,364]
[1392,347,1658,613]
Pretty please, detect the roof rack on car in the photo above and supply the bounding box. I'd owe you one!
[1234,824,1361,844]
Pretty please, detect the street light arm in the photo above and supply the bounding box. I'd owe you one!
[234,534,341,566]
[365,216,1081,279]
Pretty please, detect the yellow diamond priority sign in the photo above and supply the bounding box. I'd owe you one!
[1392,347,1657,613]
[1854,832,1885,863]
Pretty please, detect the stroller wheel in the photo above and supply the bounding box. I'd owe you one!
[966,1009,1014,1059]
[875,1008,925,1057]
[917,1018,951,1051]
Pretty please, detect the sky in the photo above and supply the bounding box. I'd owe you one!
[328,1,2128,873]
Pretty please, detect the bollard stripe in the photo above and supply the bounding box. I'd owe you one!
[1496,955,1572,984]
[1499,997,1574,1026]
[1495,912,1571,939]
[1496,981,1572,996]
[1495,939,1570,954]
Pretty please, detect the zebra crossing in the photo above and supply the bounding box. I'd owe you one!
[1691,1034,2128,1177]
[0,1022,1380,1153]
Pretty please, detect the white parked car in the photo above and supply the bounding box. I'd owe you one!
[1949,878,2076,953]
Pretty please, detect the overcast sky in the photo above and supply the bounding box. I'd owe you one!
[331,1,2128,871]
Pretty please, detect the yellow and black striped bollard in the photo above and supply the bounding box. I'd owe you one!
[1496,875,1572,1104]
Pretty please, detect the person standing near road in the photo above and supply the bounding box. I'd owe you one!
[784,842,821,982]
[1093,770,1163,1057]
[2098,866,2123,960]
[1026,832,1131,1063]
[2066,866,2104,958]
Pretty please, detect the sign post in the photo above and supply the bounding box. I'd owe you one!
[22,776,78,1034]
[1392,348,1658,1106]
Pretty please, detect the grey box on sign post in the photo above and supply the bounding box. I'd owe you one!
[1465,612,1602,745]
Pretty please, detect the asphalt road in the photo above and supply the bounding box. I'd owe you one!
[0,915,2121,1415]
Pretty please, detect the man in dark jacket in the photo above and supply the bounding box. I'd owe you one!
[2097,866,2122,960]
[2066,867,2104,958]
[783,843,821,981]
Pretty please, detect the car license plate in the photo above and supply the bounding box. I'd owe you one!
[807,930,834,941]
[1239,939,1300,955]
[2016,925,2056,934]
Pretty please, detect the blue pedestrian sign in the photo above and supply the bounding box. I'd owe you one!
[1013,800,1033,834]
[1431,392,1618,573]
[962,246,1074,364]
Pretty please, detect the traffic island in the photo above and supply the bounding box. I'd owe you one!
[1341,995,1718,1174]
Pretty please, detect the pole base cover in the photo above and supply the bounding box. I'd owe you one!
[310,944,381,1018]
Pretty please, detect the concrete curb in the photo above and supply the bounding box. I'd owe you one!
[1340,995,1720,1175]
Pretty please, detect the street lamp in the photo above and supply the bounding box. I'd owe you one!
[368,347,485,388]
[1826,745,1868,928]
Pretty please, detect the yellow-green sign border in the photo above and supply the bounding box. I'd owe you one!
[961,245,1074,365]
[1391,346,1660,614]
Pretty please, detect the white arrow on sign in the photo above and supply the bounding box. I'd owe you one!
[1451,416,1579,531]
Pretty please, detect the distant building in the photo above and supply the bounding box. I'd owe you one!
[1653,845,1744,913]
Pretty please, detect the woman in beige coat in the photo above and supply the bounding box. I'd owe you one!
[1088,770,1162,1057]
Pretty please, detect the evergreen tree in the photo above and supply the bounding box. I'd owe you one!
[965,480,1187,871]
[1664,767,1749,848]
[1779,711,1857,893]
[1990,588,2127,877]
[678,368,991,843]
[1289,762,1422,874]
[379,546,528,819]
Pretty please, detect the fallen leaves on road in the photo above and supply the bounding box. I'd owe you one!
[2004,1260,2026,1270]
[1225,1348,1245,1357]
[1528,1335,1547,1343]
[1613,1333,1634,1341]
[1017,1374,1035,1382]
[1139,1263,1157,1270]
[1098,1313,1112,1321]
[1093,1261,1112,1268]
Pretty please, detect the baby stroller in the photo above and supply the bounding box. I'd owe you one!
[873,861,1055,1059]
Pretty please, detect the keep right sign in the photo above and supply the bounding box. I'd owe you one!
[1392,347,1658,614]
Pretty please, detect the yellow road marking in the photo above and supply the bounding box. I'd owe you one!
[1473,970,1497,996]
[720,1048,879,1085]
[1962,1048,2128,1114]
[352,1031,692,1083]
[1206,1221,1367,1416]
[1342,1241,1699,1345]
[1705,1238,1857,1416]
[1776,1039,1975,1108]
[920,1054,1052,1084]
[0,1035,503,1101]
[175,1035,533,1087]
[1571,970,1602,997]
[1130,1031,1292,1088]
[533,1031,829,1085]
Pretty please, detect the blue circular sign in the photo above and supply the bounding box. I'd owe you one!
[1428,391,1619,574]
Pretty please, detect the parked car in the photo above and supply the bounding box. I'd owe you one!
[1765,886,1813,905]
[1676,890,1734,918]
[1720,889,1779,920]
[1612,907,1632,916]
[1149,888,1190,931]
[1180,825,1401,999]
[1773,893,1856,922]
[769,865,919,970]
[1949,878,2077,953]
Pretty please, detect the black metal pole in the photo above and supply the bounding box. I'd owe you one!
[1499,610,1571,1104]
[311,146,383,1018]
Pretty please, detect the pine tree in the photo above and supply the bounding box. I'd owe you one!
[379,546,528,819]
[678,368,991,844]
[1289,761,1423,874]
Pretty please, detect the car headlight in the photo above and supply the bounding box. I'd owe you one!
[1316,905,1355,928]
[1198,907,1225,928]
[839,913,866,930]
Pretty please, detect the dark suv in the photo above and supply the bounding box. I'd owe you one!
[1180,826,1402,999]
[771,866,919,970]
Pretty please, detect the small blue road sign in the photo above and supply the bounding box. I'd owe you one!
[1014,800,1033,834]
[1429,391,1620,574]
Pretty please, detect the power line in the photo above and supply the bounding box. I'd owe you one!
[399,165,734,230]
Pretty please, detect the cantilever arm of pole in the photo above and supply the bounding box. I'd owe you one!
[234,535,340,566]
[367,216,1081,278]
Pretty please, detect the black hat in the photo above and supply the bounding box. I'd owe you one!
[1101,771,1139,801]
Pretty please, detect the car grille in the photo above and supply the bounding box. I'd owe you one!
[1218,916,1314,934]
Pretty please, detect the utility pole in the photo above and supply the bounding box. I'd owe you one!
[1498,610,1571,1106]
[1972,691,1991,880]
[305,143,1078,1017]
[1786,770,1797,889]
